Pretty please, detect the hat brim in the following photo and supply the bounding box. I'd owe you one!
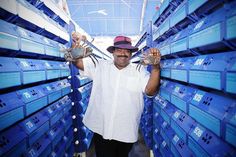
[107,44,138,53]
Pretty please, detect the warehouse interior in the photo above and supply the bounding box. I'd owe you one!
[0,0,236,157]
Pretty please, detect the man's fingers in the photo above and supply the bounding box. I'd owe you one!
[148,48,161,57]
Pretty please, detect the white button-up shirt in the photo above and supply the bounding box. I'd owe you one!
[81,58,150,143]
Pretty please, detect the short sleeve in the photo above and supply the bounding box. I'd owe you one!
[79,57,98,79]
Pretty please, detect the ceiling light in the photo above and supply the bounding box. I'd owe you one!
[88,9,108,16]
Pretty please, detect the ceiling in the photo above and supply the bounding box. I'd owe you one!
[67,0,161,55]
[67,0,160,36]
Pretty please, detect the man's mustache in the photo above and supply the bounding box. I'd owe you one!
[117,55,128,58]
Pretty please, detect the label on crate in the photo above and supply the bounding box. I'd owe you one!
[155,128,159,134]
[46,86,52,91]
[174,86,180,93]
[173,135,179,143]
[162,121,168,128]
[28,149,36,157]
[160,99,167,108]
[21,61,29,67]
[48,108,53,114]
[194,20,205,31]
[50,130,55,136]
[26,120,34,129]
[174,33,181,40]
[45,62,51,67]
[162,141,167,147]
[173,111,180,119]
[194,58,204,66]
[193,126,203,138]
[174,61,181,66]
[18,28,28,37]
[193,93,203,102]
[23,92,31,99]
[43,38,50,44]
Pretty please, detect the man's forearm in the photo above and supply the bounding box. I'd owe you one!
[145,65,160,96]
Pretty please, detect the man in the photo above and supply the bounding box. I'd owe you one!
[71,35,160,157]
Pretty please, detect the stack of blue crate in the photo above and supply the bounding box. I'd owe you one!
[140,95,154,149]
[151,0,236,156]
[0,0,74,156]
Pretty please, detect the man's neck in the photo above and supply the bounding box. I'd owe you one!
[114,63,129,70]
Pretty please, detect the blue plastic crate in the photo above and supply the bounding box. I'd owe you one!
[0,0,18,20]
[187,0,225,19]
[43,60,61,80]
[170,1,188,28]
[37,0,69,26]
[153,144,162,157]
[17,26,45,55]
[189,52,234,90]
[0,92,25,131]
[187,0,207,15]
[160,59,174,78]
[14,58,46,84]
[189,89,235,136]
[44,101,63,126]
[188,136,209,157]
[171,120,187,143]
[0,125,27,156]
[0,57,21,89]
[52,140,66,157]
[24,135,51,157]
[65,127,74,150]
[170,83,196,112]
[16,85,47,116]
[41,82,61,104]
[60,95,72,110]
[60,79,71,96]
[76,75,92,87]
[170,57,195,83]
[159,18,170,37]
[153,29,160,42]
[48,121,64,148]
[61,113,73,133]
[159,80,176,101]
[66,143,74,157]
[189,124,235,157]
[18,111,49,146]
[43,37,60,57]
[224,106,236,148]
[225,1,236,47]
[160,140,174,157]
[170,27,189,54]
[170,143,181,157]
[60,62,70,77]
[160,102,176,124]
[226,51,236,94]
[160,0,170,16]
[160,121,175,147]
[188,8,225,50]
[159,36,172,56]
[153,129,163,150]
[0,20,19,50]
[17,0,45,31]
[171,110,197,142]
[4,139,27,157]
[49,82,62,103]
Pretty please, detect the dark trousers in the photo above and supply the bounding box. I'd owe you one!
[93,133,134,157]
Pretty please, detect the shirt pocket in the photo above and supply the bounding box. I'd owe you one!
[126,77,140,92]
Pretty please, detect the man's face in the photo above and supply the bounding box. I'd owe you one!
[113,48,132,69]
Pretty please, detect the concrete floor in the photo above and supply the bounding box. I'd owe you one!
[85,131,150,157]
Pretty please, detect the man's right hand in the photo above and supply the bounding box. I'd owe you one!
[62,46,93,62]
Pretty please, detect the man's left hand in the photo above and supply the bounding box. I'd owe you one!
[140,48,161,65]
